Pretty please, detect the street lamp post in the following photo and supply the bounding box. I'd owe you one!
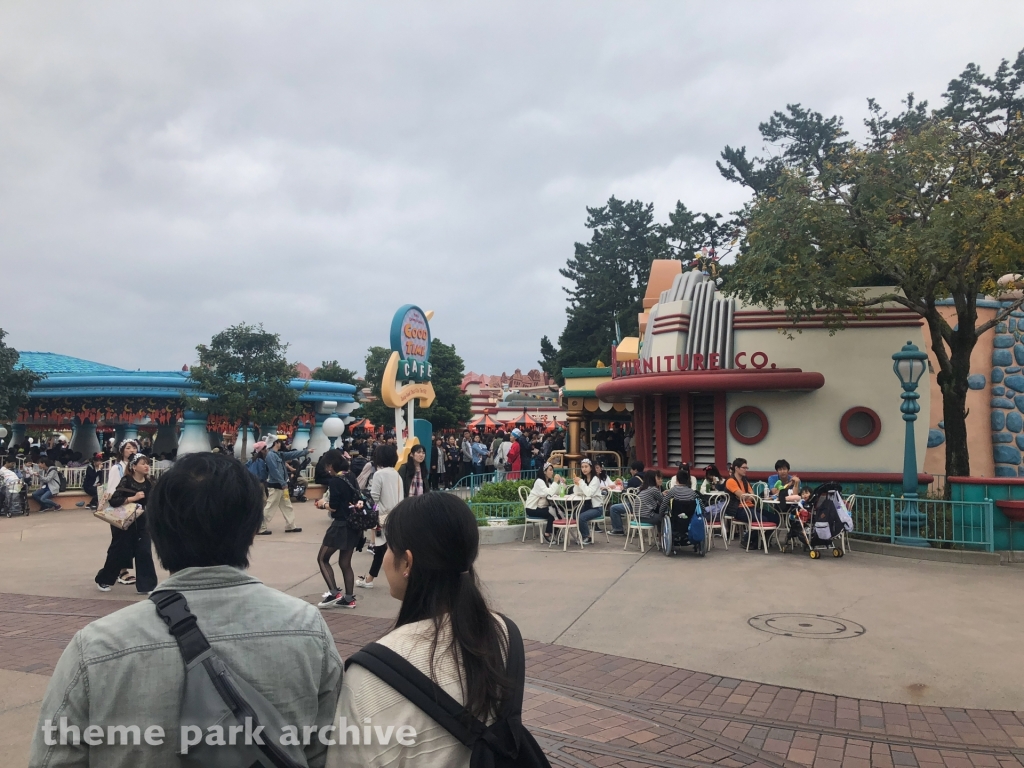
[892,341,929,547]
[321,415,345,450]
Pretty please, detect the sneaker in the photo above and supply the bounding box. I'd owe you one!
[335,596,358,609]
[97,584,112,592]
[317,591,343,608]
[355,577,374,589]
[284,527,303,533]
[609,530,625,536]
[581,537,593,545]
[117,574,137,585]
[257,530,272,535]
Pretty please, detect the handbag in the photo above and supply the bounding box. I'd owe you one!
[94,502,141,530]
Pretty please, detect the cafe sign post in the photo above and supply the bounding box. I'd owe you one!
[381,305,436,466]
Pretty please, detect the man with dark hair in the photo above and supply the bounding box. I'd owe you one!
[30,452,343,768]
[767,459,800,498]
[258,436,310,535]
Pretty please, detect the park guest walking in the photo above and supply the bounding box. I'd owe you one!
[258,436,310,535]
[95,454,158,593]
[358,444,404,589]
[314,454,360,608]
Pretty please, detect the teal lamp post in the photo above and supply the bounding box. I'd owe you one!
[892,341,929,546]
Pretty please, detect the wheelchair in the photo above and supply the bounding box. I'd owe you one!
[660,496,707,557]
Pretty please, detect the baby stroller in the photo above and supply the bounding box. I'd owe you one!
[804,482,852,559]
[1,482,29,518]
[660,497,707,557]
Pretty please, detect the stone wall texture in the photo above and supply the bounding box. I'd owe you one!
[991,308,1024,477]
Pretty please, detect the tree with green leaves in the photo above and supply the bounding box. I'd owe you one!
[0,330,41,424]
[555,197,666,368]
[313,360,359,385]
[538,335,560,382]
[360,341,471,432]
[546,196,733,373]
[418,339,472,430]
[720,51,1024,481]
[187,323,303,458]
[358,346,395,428]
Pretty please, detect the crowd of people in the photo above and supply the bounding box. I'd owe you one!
[521,454,808,550]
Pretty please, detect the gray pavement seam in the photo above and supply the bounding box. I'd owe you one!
[550,550,649,645]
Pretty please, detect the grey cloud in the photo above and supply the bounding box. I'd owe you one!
[1,1,1021,374]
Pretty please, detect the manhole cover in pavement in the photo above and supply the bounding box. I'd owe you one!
[748,613,865,639]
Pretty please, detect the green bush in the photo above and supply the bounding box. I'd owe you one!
[472,480,534,503]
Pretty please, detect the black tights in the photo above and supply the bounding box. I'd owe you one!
[317,546,354,596]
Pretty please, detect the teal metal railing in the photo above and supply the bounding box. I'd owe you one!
[849,494,994,552]
[466,500,526,524]
[450,466,630,497]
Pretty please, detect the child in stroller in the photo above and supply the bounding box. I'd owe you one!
[795,482,852,559]
[782,487,811,550]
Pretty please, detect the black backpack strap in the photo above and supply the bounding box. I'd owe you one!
[149,591,211,665]
[346,643,482,747]
[346,615,532,760]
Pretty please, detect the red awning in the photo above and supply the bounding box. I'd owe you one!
[595,368,824,401]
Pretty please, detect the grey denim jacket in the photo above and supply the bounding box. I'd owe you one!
[29,566,343,768]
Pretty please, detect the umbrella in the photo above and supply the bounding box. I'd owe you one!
[467,414,501,430]
[349,418,374,431]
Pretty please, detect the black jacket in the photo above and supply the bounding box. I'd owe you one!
[110,475,152,510]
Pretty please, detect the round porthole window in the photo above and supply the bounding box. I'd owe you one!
[730,406,768,445]
[840,407,881,446]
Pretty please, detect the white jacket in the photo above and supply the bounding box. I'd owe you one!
[369,467,404,523]
[524,477,562,510]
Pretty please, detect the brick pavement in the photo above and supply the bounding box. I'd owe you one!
[3,592,1022,768]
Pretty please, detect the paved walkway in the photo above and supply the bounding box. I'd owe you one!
[4,592,1023,768]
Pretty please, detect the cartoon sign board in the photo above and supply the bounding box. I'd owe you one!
[381,304,436,467]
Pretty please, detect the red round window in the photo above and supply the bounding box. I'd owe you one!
[729,406,768,445]
[840,407,881,446]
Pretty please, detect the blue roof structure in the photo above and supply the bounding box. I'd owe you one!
[16,351,125,375]
[17,351,357,403]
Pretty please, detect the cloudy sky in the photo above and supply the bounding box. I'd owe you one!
[2,2,1021,376]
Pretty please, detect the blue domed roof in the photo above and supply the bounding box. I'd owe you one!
[16,351,125,375]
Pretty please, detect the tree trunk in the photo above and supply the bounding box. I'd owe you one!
[935,338,974,484]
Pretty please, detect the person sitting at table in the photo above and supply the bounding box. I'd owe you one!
[575,458,605,544]
[725,457,779,548]
[608,460,643,535]
[594,458,615,490]
[699,464,726,495]
[524,462,564,542]
[669,461,698,491]
[766,459,800,499]
[661,465,698,516]
[631,470,665,527]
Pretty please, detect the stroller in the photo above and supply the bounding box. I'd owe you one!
[660,496,707,557]
[0,481,29,518]
[797,482,853,559]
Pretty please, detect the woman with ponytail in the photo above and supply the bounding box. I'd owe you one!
[332,492,548,767]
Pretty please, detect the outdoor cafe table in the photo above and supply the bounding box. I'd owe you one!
[548,494,586,551]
